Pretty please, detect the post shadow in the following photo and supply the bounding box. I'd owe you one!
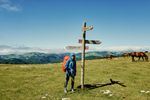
[77,79,126,90]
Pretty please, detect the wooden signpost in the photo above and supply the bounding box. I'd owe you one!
[81,22,86,89]
[80,21,101,89]
[65,21,101,89]
[82,25,93,31]
[65,46,89,50]
[79,39,101,44]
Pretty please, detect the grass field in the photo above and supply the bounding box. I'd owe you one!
[0,55,150,100]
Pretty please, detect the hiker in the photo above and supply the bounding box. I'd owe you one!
[64,54,76,93]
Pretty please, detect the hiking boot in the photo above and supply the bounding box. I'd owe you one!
[71,89,74,93]
[64,88,67,93]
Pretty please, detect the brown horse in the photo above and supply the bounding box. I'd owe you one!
[129,52,148,62]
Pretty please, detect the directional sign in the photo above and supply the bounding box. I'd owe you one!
[65,46,89,50]
[79,39,101,44]
[82,26,93,31]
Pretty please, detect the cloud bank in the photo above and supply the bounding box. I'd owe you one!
[0,45,67,55]
[0,45,150,55]
[94,46,150,52]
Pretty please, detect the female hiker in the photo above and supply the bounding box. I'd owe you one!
[64,54,76,93]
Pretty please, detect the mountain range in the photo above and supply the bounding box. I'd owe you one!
[0,45,149,64]
[0,51,123,64]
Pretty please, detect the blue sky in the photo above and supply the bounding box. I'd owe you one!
[0,0,150,49]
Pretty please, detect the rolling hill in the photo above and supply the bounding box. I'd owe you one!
[0,56,150,100]
[0,51,123,64]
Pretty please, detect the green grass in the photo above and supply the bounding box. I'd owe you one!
[0,55,150,100]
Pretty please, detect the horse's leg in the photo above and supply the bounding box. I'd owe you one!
[146,56,149,62]
[138,56,141,61]
[142,56,144,61]
[132,56,135,62]
[144,55,148,61]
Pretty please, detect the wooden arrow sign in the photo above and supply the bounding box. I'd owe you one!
[79,39,101,44]
[82,26,93,31]
[65,46,89,50]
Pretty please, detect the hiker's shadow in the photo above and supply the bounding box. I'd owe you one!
[77,79,126,90]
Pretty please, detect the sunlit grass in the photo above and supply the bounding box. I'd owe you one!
[0,54,150,100]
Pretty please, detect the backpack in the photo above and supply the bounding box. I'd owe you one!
[62,55,70,72]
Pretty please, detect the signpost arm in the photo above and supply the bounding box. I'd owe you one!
[81,22,86,89]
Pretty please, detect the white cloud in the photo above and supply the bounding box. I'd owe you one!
[0,45,67,55]
[0,0,21,11]
[94,46,150,52]
[0,45,150,55]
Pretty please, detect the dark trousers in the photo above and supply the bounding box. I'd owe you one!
[64,74,75,89]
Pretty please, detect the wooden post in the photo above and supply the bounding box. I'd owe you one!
[81,22,86,89]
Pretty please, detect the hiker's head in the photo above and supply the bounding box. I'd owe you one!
[70,54,75,61]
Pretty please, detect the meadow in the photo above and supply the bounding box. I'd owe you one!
[0,55,150,100]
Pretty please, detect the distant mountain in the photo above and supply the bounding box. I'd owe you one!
[0,52,69,64]
[0,45,149,64]
[0,51,123,64]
